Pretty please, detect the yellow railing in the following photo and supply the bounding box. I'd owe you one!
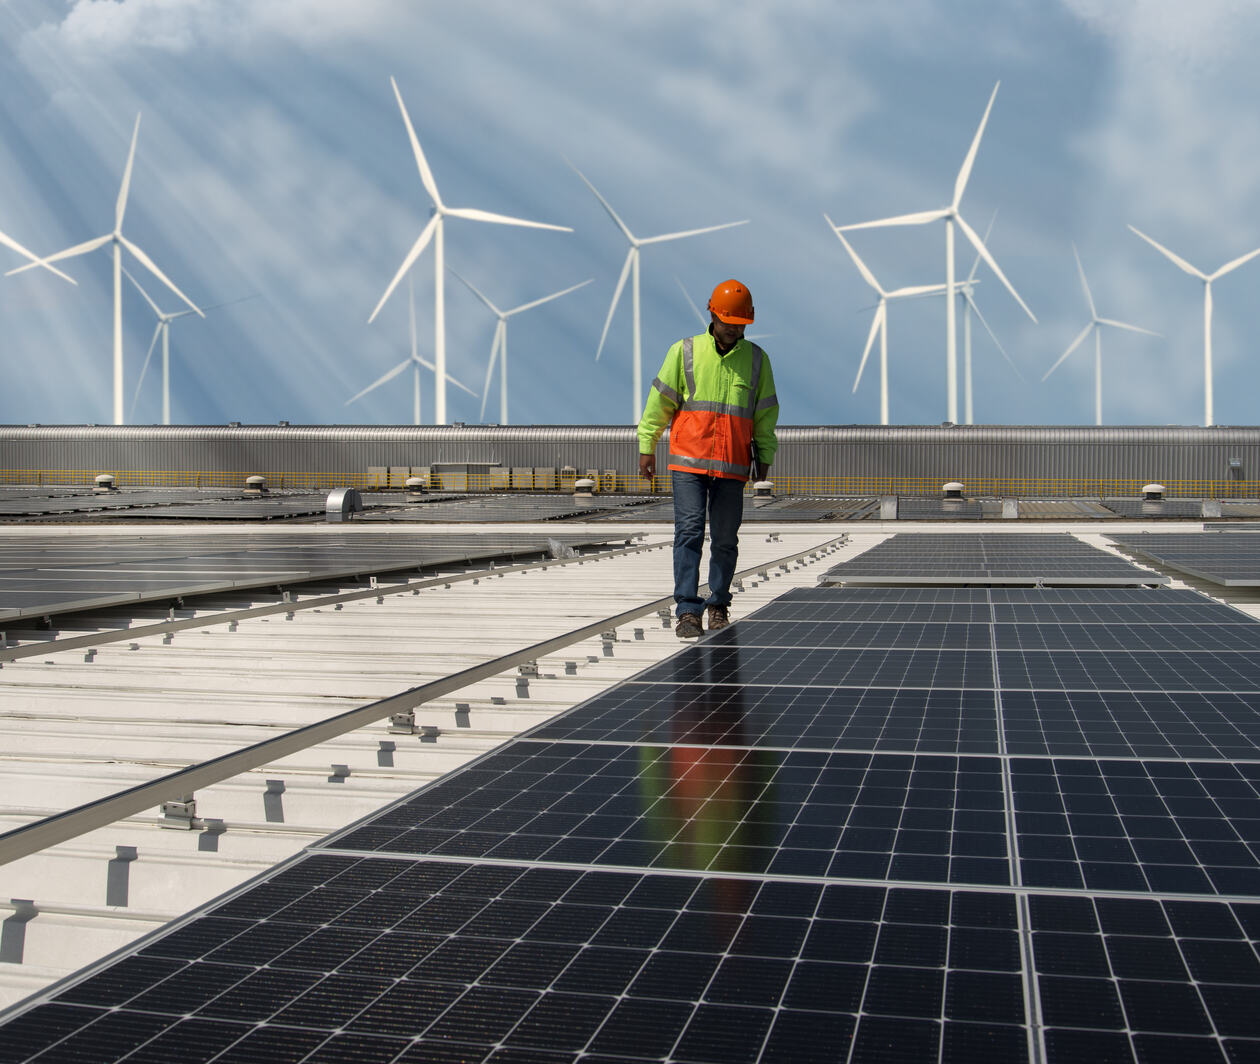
[3,469,1258,498]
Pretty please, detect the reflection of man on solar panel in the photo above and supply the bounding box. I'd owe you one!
[637,645,778,879]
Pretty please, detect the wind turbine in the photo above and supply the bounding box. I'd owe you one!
[7,114,202,425]
[369,77,571,426]
[352,276,477,424]
[124,266,256,424]
[1041,245,1158,426]
[825,219,947,425]
[1128,225,1260,426]
[450,270,591,424]
[834,82,1036,423]
[568,161,747,422]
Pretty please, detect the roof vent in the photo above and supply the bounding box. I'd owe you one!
[278,420,290,427]
[574,477,596,498]
[1142,483,1165,501]
[405,475,427,498]
[93,473,117,493]
[244,475,267,495]
[326,487,363,522]
[228,421,241,428]
[942,481,964,499]
[752,480,774,498]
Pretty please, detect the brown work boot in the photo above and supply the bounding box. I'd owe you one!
[706,605,730,631]
[675,613,703,639]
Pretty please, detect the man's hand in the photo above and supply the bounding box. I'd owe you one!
[639,453,655,479]
[754,463,771,482]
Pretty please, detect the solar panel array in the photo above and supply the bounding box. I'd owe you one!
[5,557,1260,1062]
[0,531,626,621]
[1100,497,1209,519]
[822,532,1167,585]
[1110,532,1260,587]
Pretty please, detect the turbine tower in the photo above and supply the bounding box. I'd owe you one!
[7,114,202,425]
[568,161,747,422]
[124,266,255,424]
[1128,225,1260,427]
[1041,245,1158,426]
[451,270,591,424]
[353,276,477,425]
[369,77,571,425]
[834,82,1036,423]
[826,220,947,425]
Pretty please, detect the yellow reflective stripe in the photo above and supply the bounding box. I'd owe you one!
[669,452,751,476]
[747,343,764,418]
[681,336,696,404]
[653,377,683,406]
[755,393,778,412]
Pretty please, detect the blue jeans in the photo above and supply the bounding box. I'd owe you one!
[672,471,745,617]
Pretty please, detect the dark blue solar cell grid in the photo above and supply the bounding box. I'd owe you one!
[7,854,1033,1064]
[707,619,994,650]
[995,649,1260,693]
[1001,690,1260,760]
[634,643,996,689]
[529,682,1000,754]
[323,742,1011,886]
[1030,892,1260,1062]
[1013,758,1260,895]
[994,623,1260,653]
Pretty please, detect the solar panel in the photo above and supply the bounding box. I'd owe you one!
[0,531,627,621]
[1101,497,1208,518]
[821,533,1167,586]
[7,576,1260,1061]
[1110,531,1260,587]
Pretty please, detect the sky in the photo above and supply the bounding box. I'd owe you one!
[2,0,1260,429]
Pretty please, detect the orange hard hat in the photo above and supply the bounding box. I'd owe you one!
[708,279,754,324]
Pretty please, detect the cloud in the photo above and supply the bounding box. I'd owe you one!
[48,0,398,54]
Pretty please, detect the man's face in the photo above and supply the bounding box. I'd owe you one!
[710,315,746,349]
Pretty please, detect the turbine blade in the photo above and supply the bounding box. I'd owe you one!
[1042,322,1093,381]
[479,325,501,422]
[505,277,592,316]
[1128,225,1207,279]
[368,213,439,324]
[956,212,1036,322]
[675,275,707,327]
[1072,243,1097,320]
[119,235,203,316]
[1097,317,1161,337]
[129,323,163,420]
[121,262,162,316]
[967,209,998,283]
[831,226,883,296]
[595,247,634,362]
[963,289,1022,380]
[390,76,442,209]
[445,369,478,398]
[853,303,884,392]
[954,82,999,208]
[346,358,411,404]
[5,233,110,276]
[638,219,748,245]
[566,159,636,244]
[115,113,141,232]
[1211,244,1260,280]
[837,208,951,231]
[0,228,77,284]
[449,267,501,316]
[445,206,570,231]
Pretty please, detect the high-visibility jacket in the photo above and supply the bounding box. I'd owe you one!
[637,330,779,481]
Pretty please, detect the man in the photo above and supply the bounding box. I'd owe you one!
[637,279,779,638]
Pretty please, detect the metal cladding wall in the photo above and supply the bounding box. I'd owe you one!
[2,424,1259,487]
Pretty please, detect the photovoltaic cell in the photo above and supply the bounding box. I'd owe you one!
[1110,531,1260,587]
